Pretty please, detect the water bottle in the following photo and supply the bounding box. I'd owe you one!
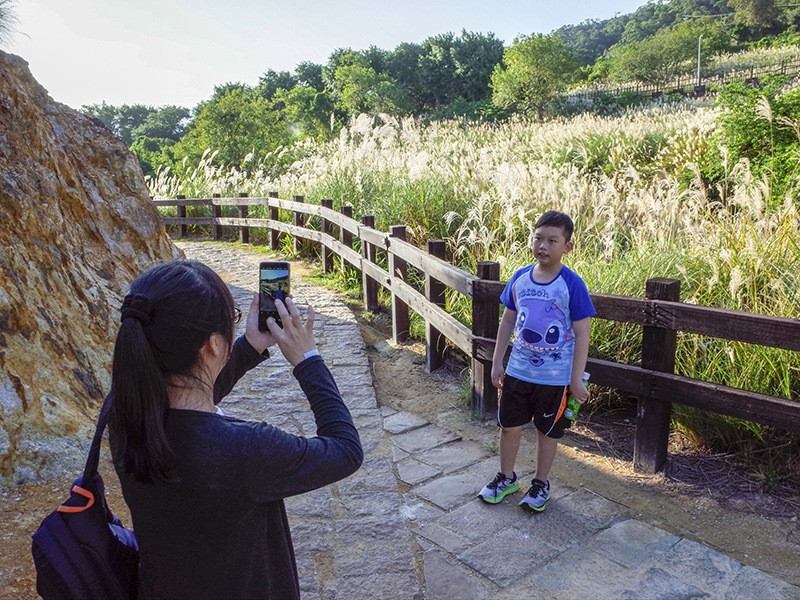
[564,372,590,421]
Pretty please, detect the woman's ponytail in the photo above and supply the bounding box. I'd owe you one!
[109,261,235,484]
[111,301,173,483]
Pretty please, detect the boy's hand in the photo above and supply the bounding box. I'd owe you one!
[244,291,276,354]
[491,363,505,389]
[570,379,590,404]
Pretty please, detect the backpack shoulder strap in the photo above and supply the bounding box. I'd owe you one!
[80,393,113,484]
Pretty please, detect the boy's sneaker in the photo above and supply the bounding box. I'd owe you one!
[478,472,519,504]
[519,479,550,512]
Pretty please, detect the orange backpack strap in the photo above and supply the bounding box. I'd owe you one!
[56,485,95,513]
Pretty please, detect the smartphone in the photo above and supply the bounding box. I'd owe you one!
[258,261,291,331]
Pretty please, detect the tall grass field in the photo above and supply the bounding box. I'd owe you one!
[150,99,800,488]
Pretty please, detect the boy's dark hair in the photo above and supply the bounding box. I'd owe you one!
[535,211,574,242]
[109,260,236,483]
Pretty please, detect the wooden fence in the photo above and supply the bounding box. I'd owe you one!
[569,58,800,101]
[155,194,800,474]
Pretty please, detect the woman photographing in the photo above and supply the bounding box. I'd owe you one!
[109,260,363,599]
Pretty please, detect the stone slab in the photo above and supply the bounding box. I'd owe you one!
[724,566,800,600]
[334,543,416,576]
[398,459,442,485]
[458,526,558,587]
[423,549,491,600]
[335,514,409,545]
[510,545,633,600]
[435,498,526,541]
[414,522,472,554]
[417,440,491,473]
[587,519,681,569]
[327,573,423,600]
[392,425,462,455]
[552,488,627,530]
[384,411,429,434]
[658,538,742,592]
[414,472,491,510]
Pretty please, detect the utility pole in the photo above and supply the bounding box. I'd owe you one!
[696,34,704,87]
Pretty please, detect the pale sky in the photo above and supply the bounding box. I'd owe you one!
[6,0,647,110]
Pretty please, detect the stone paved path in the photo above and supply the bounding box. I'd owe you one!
[177,241,800,600]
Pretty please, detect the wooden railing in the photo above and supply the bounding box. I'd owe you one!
[568,58,800,101]
[155,194,800,474]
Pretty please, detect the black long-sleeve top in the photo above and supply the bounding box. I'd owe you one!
[114,337,363,600]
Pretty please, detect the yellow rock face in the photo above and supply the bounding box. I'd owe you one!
[0,50,182,483]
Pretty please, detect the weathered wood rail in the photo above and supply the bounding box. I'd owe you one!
[155,194,800,473]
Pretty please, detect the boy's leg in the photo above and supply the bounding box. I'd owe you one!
[477,426,523,503]
[534,430,558,482]
[479,375,532,504]
[519,384,568,512]
[500,426,523,477]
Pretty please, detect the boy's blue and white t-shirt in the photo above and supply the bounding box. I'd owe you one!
[500,264,595,386]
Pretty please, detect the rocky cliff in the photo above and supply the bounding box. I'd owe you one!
[0,50,182,484]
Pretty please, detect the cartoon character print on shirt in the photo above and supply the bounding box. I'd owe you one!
[514,298,571,368]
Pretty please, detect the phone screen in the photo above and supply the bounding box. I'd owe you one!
[258,262,290,330]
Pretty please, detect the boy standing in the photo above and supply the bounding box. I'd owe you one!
[478,211,595,512]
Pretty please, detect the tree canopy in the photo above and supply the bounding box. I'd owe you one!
[491,34,578,120]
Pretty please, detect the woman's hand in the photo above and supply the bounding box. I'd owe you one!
[266,297,317,366]
[244,292,276,354]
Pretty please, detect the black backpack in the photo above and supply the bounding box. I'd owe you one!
[31,394,139,599]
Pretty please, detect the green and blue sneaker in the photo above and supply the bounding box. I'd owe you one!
[478,472,519,504]
[519,478,550,512]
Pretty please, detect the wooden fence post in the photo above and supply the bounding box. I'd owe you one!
[634,277,681,474]
[361,215,379,312]
[471,261,500,419]
[212,193,222,241]
[177,194,186,238]
[426,240,447,372]
[292,195,304,255]
[237,193,249,245]
[340,206,353,276]
[268,191,280,250]
[389,225,409,344]
[320,199,334,274]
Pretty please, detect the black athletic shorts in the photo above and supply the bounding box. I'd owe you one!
[497,374,571,438]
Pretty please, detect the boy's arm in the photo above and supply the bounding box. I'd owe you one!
[491,307,517,389]
[570,316,592,403]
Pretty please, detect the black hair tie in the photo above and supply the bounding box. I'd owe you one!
[121,294,153,324]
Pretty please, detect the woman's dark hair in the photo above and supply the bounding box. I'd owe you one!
[110,260,235,483]
[535,211,574,243]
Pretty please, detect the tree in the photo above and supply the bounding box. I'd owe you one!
[80,103,156,145]
[322,48,363,94]
[295,61,324,91]
[80,101,119,132]
[728,0,780,31]
[413,31,504,111]
[384,42,426,111]
[606,20,730,86]
[491,34,578,120]
[169,89,292,170]
[274,86,338,138]
[450,31,505,102]
[0,0,17,47]
[333,65,410,115]
[131,106,189,142]
[256,69,298,100]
